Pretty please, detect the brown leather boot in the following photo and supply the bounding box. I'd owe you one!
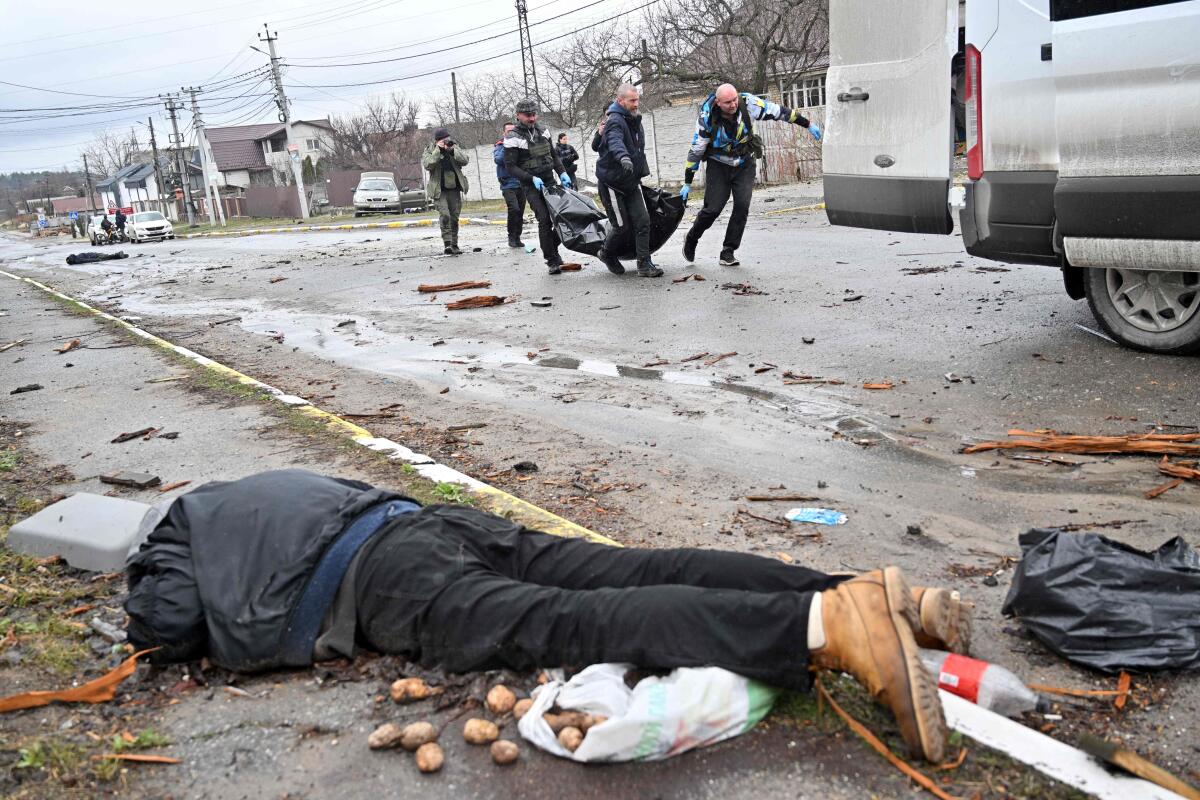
[811,567,948,762]
[911,587,972,655]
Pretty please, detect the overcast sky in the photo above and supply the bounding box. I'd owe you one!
[0,0,642,174]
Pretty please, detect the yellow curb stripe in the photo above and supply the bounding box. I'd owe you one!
[0,268,615,547]
[762,201,826,217]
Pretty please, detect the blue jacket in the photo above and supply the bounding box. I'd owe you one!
[596,102,650,186]
[494,141,520,191]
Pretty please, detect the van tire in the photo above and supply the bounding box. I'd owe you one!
[1083,267,1200,355]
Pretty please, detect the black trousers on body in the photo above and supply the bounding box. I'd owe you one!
[687,158,756,251]
[523,177,561,264]
[355,505,842,690]
[598,178,651,262]
[501,187,526,243]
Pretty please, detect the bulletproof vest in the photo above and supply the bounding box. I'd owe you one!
[523,130,556,174]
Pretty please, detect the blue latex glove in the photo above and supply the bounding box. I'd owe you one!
[808,123,822,141]
[559,172,572,189]
[531,176,545,191]
[680,185,690,202]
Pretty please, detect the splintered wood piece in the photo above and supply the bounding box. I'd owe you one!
[679,352,709,363]
[964,432,1200,456]
[446,295,507,310]
[559,263,582,271]
[704,351,737,366]
[418,280,492,293]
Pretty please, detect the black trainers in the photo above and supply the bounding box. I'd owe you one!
[444,245,455,255]
[508,239,525,248]
[636,258,664,278]
[547,259,563,275]
[682,237,697,263]
[719,249,740,266]
[598,248,625,275]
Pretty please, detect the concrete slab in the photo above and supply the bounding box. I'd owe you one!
[8,493,149,572]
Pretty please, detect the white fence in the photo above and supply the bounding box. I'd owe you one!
[456,102,826,202]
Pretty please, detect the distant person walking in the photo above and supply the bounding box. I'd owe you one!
[556,133,580,185]
[595,83,661,277]
[494,122,526,248]
[422,127,469,255]
[680,83,820,267]
[504,99,572,274]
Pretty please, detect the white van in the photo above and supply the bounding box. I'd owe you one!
[823,0,1200,354]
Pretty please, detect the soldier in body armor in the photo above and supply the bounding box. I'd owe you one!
[503,99,573,274]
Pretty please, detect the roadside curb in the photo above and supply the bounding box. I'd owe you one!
[0,268,617,547]
[761,201,826,216]
[183,216,507,239]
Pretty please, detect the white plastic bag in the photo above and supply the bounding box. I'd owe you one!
[517,663,779,762]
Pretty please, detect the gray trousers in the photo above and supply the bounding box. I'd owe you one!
[436,189,462,246]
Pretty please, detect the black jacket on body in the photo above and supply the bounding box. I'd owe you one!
[124,470,412,672]
[596,101,650,186]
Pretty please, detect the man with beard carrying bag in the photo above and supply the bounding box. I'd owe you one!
[504,98,574,274]
[595,83,663,278]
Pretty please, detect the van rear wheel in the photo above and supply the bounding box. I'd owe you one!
[1083,267,1200,355]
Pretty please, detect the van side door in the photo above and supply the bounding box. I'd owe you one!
[823,0,959,234]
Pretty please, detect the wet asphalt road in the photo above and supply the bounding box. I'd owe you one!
[3,185,1199,791]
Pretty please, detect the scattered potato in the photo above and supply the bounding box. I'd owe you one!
[390,677,438,703]
[368,722,404,750]
[543,711,602,733]
[486,684,517,715]
[463,718,500,745]
[558,726,583,752]
[490,739,520,765]
[415,742,444,773]
[513,698,534,720]
[400,721,438,751]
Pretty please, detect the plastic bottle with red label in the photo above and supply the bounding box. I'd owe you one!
[919,648,1047,717]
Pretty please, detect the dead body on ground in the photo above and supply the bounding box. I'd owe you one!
[123,469,969,763]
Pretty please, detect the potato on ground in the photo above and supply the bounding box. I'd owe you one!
[486,684,517,714]
[463,718,500,744]
[368,722,405,750]
[415,742,444,773]
[513,698,533,720]
[400,721,438,751]
[491,739,520,765]
[390,677,438,703]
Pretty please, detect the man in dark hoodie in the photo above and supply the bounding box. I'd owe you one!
[595,84,661,278]
[494,121,526,248]
[503,99,572,275]
[124,469,960,764]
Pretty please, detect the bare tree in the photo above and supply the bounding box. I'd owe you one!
[431,73,525,148]
[80,128,141,177]
[326,93,423,171]
[595,0,828,98]
[537,29,628,128]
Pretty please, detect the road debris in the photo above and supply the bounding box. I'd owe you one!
[55,338,81,354]
[964,430,1200,456]
[842,294,864,302]
[530,300,552,307]
[704,351,737,366]
[753,365,776,374]
[512,461,539,473]
[672,274,705,283]
[1074,323,1117,344]
[0,648,154,712]
[1005,453,1081,467]
[111,427,159,443]
[269,276,288,283]
[786,508,848,525]
[782,373,844,386]
[447,423,488,432]
[642,358,670,367]
[0,339,27,352]
[735,507,788,527]
[209,316,242,327]
[1144,479,1183,500]
[1078,735,1200,799]
[720,282,766,296]
[10,384,43,394]
[802,337,815,344]
[559,263,583,271]
[863,382,894,390]
[91,754,180,765]
[157,480,192,493]
[679,352,709,363]
[446,295,511,310]
[1159,456,1200,482]
[418,280,492,293]
[745,494,818,502]
[100,471,162,489]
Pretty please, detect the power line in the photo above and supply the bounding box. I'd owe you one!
[288,0,659,89]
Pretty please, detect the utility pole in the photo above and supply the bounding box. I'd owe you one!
[147,118,169,217]
[82,155,96,215]
[515,0,539,102]
[161,94,195,226]
[185,87,227,226]
[259,24,309,219]
[451,72,461,124]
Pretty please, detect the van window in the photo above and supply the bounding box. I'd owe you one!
[1051,0,1185,21]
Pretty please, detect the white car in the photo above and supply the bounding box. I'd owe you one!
[353,172,402,216]
[823,0,1200,354]
[86,214,111,245]
[126,211,175,243]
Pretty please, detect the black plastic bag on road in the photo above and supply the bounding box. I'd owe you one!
[542,186,607,257]
[1002,528,1200,672]
[600,185,687,261]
